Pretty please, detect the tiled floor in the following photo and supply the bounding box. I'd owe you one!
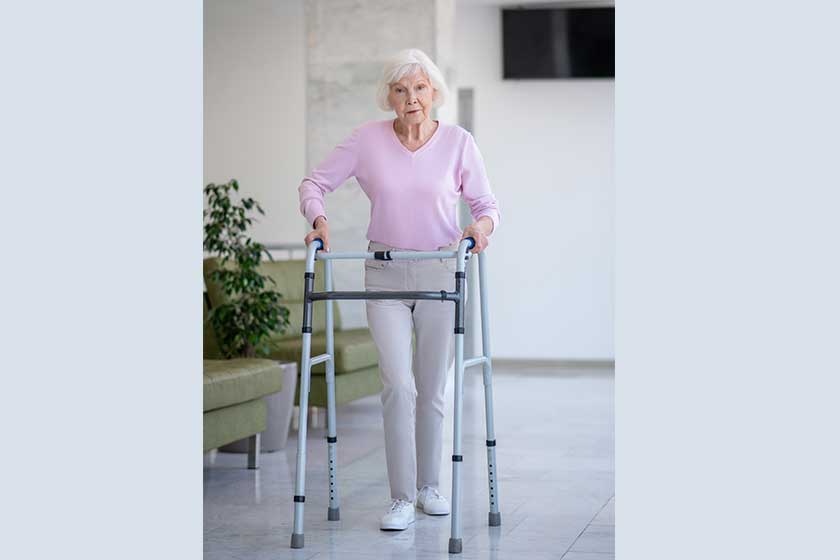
[204,364,614,559]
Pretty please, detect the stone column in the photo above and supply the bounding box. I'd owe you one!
[305,0,456,329]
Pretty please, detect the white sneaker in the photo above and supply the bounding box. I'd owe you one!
[380,499,416,530]
[416,486,450,515]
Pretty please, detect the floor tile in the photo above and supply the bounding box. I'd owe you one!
[562,553,615,560]
[205,365,614,559]
[569,524,615,554]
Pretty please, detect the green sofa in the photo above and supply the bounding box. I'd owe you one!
[203,296,284,468]
[203,257,383,409]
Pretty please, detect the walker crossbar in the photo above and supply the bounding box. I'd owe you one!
[308,290,462,302]
[314,250,460,261]
[290,237,501,554]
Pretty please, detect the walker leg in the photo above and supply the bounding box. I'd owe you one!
[291,335,311,548]
[291,265,317,549]
[449,263,467,554]
[478,251,501,526]
[324,260,340,521]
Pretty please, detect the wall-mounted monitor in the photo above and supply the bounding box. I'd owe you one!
[502,6,615,79]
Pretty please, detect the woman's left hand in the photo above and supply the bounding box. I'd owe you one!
[460,221,491,254]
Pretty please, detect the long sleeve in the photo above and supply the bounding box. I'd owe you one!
[459,132,501,235]
[298,126,361,228]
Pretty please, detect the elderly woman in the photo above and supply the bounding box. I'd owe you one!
[297,48,500,531]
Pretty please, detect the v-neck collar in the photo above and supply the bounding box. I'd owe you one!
[390,119,441,156]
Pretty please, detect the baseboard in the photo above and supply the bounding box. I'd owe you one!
[491,358,615,370]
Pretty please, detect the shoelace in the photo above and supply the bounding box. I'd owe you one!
[420,486,444,501]
[389,499,411,513]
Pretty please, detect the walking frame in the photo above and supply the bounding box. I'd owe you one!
[290,237,500,554]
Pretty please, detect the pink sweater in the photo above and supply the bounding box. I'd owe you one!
[298,119,501,251]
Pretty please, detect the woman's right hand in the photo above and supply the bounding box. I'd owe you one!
[304,215,330,252]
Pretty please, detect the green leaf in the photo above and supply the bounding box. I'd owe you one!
[202,178,288,358]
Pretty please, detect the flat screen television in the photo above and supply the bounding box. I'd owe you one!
[502,6,615,79]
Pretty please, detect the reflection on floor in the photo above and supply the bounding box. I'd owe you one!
[204,364,614,560]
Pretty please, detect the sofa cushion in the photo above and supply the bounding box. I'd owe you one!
[295,364,383,408]
[204,397,266,452]
[203,359,283,412]
[203,257,341,339]
[266,327,378,374]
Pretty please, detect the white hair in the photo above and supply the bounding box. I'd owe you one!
[375,48,450,112]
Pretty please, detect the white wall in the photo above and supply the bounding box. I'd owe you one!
[204,0,305,245]
[455,3,615,360]
[203,0,613,360]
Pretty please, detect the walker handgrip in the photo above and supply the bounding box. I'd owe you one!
[309,238,324,250]
[463,237,476,250]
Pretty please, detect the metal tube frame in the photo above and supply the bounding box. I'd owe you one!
[290,237,500,554]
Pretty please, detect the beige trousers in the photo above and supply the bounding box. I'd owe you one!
[364,239,467,502]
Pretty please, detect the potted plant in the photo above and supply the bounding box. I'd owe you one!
[203,179,290,358]
[204,179,299,452]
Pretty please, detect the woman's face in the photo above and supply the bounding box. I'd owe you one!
[388,69,435,126]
